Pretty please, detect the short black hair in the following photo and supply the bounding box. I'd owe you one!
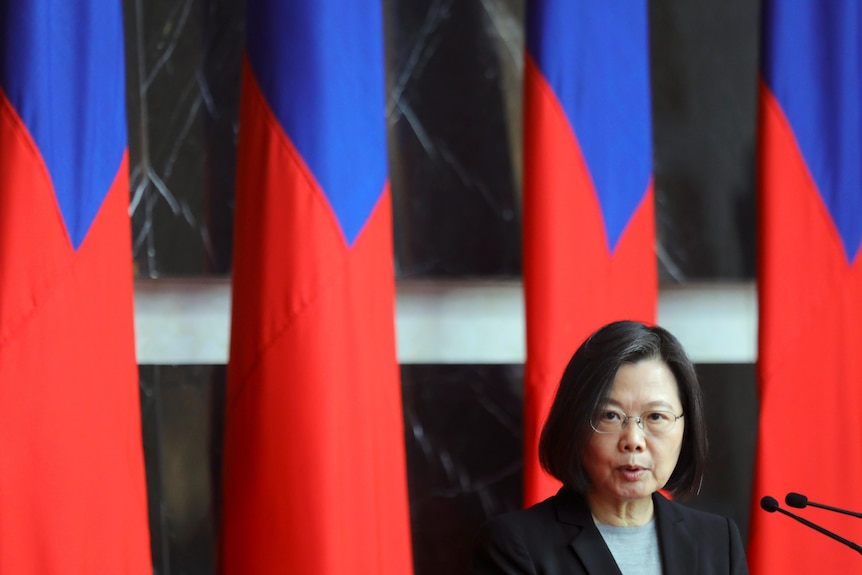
[538,320,707,498]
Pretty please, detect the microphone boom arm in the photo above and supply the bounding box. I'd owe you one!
[761,496,862,556]
[785,492,862,520]
[773,507,862,555]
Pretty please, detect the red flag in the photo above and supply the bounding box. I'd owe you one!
[748,2,862,573]
[522,0,657,505]
[219,2,414,573]
[0,2,152,573]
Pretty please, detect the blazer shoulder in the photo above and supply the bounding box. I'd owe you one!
[657,495,739,529]
[476,495,561,542]
[472,498,560,574]
[655,496,749,574]
[472,491,604,575]
[473,491,593,560]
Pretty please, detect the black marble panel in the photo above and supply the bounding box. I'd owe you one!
[124,0,242,277]
[650,0,761,281]
[139,365,225,575]
[402,364,524,574]
[686,363,759,544]
[385,0,524,278]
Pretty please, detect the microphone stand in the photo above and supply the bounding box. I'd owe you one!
[761,496,862,556]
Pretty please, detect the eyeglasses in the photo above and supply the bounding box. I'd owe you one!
[590,409,684,435]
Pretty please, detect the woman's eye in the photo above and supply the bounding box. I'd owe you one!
[646,411,669,422]
[601,410,622,421]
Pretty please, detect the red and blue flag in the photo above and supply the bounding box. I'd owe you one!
[749,2,862,572]
[522,0,657,505]
[219,2,414,573]
[0,1,151,572]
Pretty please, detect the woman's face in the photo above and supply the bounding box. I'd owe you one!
[583,358,685,508]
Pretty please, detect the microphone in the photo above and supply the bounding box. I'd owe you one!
[785,492,862,519]
[760,496,862,555]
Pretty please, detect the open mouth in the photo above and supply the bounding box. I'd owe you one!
[618,465,646,481]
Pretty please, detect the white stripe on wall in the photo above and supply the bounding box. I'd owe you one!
[134,279,757,365]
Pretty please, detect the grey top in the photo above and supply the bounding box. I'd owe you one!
[596,518,662,575]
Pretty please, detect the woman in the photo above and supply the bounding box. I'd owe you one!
[473,320,748,574]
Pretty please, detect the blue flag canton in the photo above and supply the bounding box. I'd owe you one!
[527,0,652,253]
[246,2,388,247]
[763,0,862,263]
[0,0,127,250]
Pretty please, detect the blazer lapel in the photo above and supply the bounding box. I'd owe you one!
[570,529,624,575]
[654,493,698,575]
[555,489,623,575]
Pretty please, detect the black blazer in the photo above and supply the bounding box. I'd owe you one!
[472,488,748,574]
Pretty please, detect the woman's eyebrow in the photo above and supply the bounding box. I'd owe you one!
[602,398,676,410]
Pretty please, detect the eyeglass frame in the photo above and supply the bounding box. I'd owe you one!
[589,409,684,435]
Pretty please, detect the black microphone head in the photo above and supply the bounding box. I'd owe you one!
[761,496,780,512]
[786,492,808,509]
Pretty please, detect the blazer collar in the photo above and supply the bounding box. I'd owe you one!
[554,488,623,575]
[553,488,698,575]
[654,493,698,575]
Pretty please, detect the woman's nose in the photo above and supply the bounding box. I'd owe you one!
[619,419,646,452]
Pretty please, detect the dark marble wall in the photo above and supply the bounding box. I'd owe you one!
[126,0,762,573]
[125,0,240,277]
[650,1,760,280]
[386,0,525,278]
[139,366,224,574]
